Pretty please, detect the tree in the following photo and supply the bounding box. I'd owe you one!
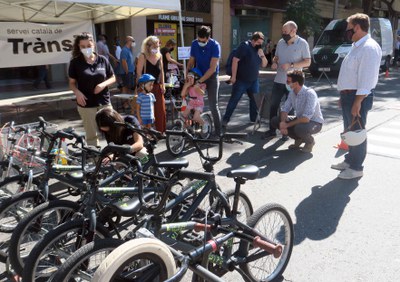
[284,0,322,38]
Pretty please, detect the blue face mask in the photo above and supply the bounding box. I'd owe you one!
[286,84,292,92]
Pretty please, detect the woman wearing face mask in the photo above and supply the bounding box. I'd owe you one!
[136,36,166,133]
[160,39,184,82]
[68,32,116,146]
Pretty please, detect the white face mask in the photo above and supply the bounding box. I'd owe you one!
[151,48,158,54]
[132,42,136,48]
[81,47,93,58]
[198,41,207,47]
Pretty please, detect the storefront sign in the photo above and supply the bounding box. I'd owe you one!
[0,21,93,68]
[178,47,191,60]
[154,22,178,59]
[158,14,204,23]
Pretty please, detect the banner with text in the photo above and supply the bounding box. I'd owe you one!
[154,22,178,60]
[0,21,93,68]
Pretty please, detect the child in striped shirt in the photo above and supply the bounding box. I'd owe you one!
[136,74,156,128]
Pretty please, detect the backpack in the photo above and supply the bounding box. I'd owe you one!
[225,48,237,76]
[225,41,250,76]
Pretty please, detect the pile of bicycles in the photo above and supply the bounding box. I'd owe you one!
[0,116,294,282]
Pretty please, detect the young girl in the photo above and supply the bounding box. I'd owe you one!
[136,74,156,129]
[95,108,146,162]
[181,68,207,125]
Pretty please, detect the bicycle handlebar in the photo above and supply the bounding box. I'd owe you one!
[165,130,247,163]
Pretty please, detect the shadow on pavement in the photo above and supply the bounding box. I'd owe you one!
[293,178,359,245]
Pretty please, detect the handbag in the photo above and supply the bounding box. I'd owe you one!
[340,116,367,146]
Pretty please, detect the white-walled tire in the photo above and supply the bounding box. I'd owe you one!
[93,238,176,282]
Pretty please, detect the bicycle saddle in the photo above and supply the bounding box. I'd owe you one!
[226,165,260,180]
[156,158,189,169]
[110,192,155,217]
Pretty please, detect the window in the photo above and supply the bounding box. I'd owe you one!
[184,0,211,13]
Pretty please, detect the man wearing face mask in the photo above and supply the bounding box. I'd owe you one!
[96,34,117,63]
[331,13,382,179]
[222,32,268,130]
[120,36,136,94]
[270,70,323,153]
[187,26,222,135]
[263,21,311,140]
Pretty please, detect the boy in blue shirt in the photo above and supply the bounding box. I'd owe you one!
[136,74,156,129]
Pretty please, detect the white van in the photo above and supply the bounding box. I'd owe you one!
[309,18,393,77]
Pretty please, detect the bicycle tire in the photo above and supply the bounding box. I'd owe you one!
[166,123,186,156]
[240,203,294,282]
[50,238,124,282]
[0,189,51,233]
[93,238,176,282]
[9,199,80,276]
[199,112,213,139]
[22,218,111,282]
[0,173,40,201]
[211,188,254,222]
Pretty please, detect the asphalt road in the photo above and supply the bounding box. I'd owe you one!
[1,68,400,281]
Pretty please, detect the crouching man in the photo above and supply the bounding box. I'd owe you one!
[270,70,324,153]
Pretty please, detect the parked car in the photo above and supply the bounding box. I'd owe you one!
[309,18,393,77]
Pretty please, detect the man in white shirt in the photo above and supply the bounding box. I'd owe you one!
[332,13,382,179]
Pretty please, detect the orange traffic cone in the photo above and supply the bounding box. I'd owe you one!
[385,69,389,78]
[334,140,349,150]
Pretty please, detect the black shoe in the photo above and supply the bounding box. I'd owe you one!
[280,135,289,141]
[262,130,277,140]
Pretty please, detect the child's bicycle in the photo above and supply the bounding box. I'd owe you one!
[166,98,213,156]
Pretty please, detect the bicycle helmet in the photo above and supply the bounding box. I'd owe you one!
[188,68,203,80]
[138,74,156,84]
[340,129,367,146]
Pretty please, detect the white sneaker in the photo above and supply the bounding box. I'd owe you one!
[338,168,364,179]
[331,161,350,171]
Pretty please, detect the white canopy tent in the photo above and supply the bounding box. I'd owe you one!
[0,0,185,68]
[0,0,181,24]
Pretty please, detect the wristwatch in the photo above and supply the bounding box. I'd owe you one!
[290,62,294,68]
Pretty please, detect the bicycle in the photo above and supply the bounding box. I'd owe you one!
[6,124,170,277]
[166,98,213,156]
[92,130,294,282]
[25,131,254,281]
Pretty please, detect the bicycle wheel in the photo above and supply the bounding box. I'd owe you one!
[212,188,254,222]
[0,189,48,233]
[0,173,40,200]
[207,188,254,277]
[22,218,111,282]
[93,238,176,282]
[50,238,124,282]
[240,203,294,282]
[9,199,80,276]
[166,122,186,156]
[199,112,212,139]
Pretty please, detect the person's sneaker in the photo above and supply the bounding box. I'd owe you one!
[262,130,277,140]
[301,140,315,153]
[331,161,350,171]
[288,139,303,149]
[338,168,363,179]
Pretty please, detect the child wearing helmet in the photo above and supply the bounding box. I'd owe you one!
[181,68,207,125]
[136,74,156,128]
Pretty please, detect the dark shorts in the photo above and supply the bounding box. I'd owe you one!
[122,72,134,89]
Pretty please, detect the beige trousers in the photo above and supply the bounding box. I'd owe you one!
[77,104,112,146]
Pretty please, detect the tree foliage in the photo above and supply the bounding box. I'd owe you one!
[284,0,322,38]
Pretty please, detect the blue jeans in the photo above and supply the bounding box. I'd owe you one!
[340,91,374,171]
[269,82,289,131]
[223,79,259,123]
